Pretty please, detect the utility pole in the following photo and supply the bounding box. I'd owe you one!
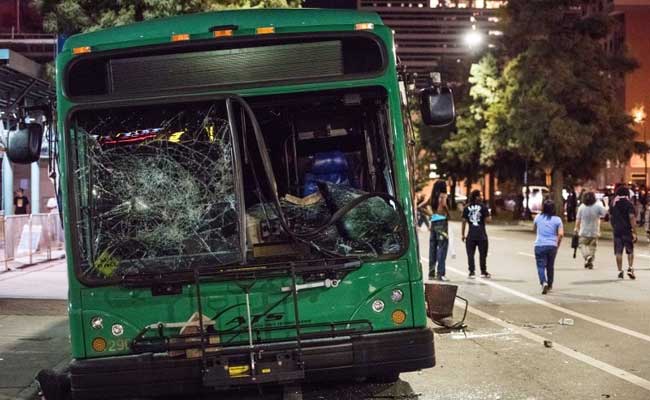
[16,0,21,33]
[641,119,648,189]
[633,105,647,187]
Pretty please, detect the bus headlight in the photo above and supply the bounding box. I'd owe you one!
[90,316,103,330]
[372,299,385,313]
[391,289,404,303]
[111,324,124,337]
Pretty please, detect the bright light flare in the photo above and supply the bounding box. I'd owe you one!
[464,31,484,48]
[633,105,646,124]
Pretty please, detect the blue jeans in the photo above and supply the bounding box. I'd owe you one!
[534,245,557,286]
[429,231,449,277]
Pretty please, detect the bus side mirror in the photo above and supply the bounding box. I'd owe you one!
[420,85,455,127]
[6,123,44,164]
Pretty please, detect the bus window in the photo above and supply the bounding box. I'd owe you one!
[70,88,406,281]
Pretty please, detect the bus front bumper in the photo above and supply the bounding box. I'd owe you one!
[69,328,434,399]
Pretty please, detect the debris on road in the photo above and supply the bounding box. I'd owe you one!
[543,340,553,348]
[558,318,574,326]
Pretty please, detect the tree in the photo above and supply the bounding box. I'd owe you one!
[483,0,637,214]
[33,0,302,35]
[435,54,500,201]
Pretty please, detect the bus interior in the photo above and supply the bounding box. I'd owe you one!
[73,87,405,279]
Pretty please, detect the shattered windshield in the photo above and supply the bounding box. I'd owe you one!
[71,92,406,282]
[73,102,240,279]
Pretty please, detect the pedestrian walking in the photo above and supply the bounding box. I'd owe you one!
[13,188,30,215]
[423,180,450,281]
[534,200,564,294]
[609,186,637,280]
[461,190,492,279]
[574,191,607,269]
[566,188,577,222]
[638,187,647,226]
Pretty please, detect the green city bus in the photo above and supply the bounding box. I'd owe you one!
[7,8,453,399]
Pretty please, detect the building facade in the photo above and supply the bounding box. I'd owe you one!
[615,0,650,187]
[357,0,506,84]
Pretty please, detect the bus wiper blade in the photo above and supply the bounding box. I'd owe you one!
[196,258,362,279]
[119,271,192,288]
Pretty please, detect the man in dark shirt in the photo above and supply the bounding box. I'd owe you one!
[13,188,30,215]
[610,185,637,280]
[462,190,492,279]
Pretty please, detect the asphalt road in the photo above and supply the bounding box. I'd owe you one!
[403,222,650,400]
[3,223,650,400]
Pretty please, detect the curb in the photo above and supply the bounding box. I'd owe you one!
[17,356,71,400]
[0,255,66,275]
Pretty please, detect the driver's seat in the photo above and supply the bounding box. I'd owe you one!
[302,151,349,196]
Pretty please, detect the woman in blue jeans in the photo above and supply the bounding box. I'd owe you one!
[534,200,564,294]
[427,180,450,281]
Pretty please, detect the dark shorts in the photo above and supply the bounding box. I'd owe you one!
[613,235,634,255]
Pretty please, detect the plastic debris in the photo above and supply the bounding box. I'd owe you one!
[558,318,575,326]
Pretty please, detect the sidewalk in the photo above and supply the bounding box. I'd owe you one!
[0,259,70,400]
[0,258,68,300]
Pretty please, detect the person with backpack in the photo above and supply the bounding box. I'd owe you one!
[534,200,564,294]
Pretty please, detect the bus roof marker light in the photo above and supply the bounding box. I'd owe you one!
[213,29,234,38]
[171,33,190,42]
[372,299,385,313]
[256,26,275,35]
[72,46,91,55]
[355,23,374,30]
[391,289,404,303]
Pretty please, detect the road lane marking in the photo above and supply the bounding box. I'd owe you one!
[450,331,513,340]
[422,257,650,344]
[459,302,650,392]
[517,252,535,258]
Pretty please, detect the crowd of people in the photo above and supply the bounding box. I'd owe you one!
[418,181,640,295]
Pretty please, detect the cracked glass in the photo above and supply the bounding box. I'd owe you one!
[71,96,405,281]
[73,102,240,279]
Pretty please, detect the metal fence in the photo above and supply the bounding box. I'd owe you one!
[0,213,65,271]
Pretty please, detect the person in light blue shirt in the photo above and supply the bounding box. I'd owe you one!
[533,200,564,294]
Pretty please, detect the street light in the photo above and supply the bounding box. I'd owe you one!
[632,105,647,187]
[464,30,484,48]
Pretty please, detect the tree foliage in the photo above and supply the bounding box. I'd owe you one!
[33,0,302,35]
[485,0,637,205]
[435,54,500,188]
[415,0,637,215]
